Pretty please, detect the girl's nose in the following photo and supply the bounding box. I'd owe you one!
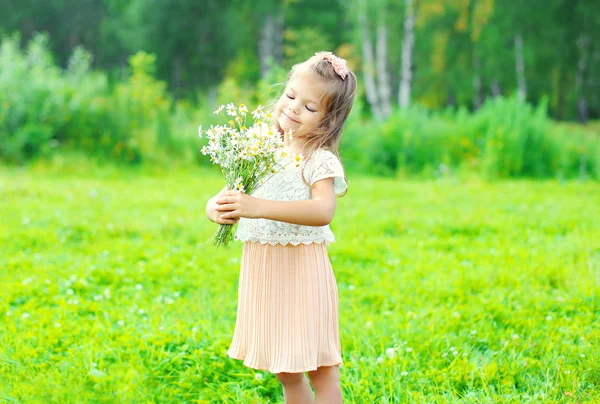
[288,101,301,114]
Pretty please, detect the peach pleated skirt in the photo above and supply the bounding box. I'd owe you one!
[227,241,343,373]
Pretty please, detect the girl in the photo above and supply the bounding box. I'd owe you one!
[205,51,356,404]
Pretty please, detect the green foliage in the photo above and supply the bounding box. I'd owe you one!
[0,34,63,162]
[108,51,172,161]
[0,35,190,165]
[284,27,334,66]
[2,0,600,119]
[1,35,598,180]
[256,62,288,107]
[342,96,600,179]
[1,170,599,402]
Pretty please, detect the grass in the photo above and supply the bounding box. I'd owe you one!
[1,165,599,403]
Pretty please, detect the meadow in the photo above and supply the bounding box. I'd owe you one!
[1,165,599,403]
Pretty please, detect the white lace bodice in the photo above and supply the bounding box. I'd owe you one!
[235,148,348,246]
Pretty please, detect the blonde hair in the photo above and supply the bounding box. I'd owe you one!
[272,52,357,197]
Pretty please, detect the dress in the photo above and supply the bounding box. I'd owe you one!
[227,148,348,373]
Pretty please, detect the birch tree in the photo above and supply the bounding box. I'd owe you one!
[376,16,392,118]
[398,0,415,108]
[259,9,284,78]
[514,33,527,102]
[469,0,494,109]
[572,0,600,122]
[358,0,383,120]
[575,34,590,122]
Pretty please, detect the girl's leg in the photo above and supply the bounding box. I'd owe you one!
[307,365,342,403]
[275,372,314,404]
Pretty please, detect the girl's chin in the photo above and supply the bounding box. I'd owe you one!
[278,120,296,133]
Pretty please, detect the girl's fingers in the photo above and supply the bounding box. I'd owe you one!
[218,192,242,204]
[216,197,232,204]
[221,211,240,220]
[215,204,236,212]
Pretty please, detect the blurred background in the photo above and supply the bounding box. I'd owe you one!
[2,2,600,402]
[0,0,599,178]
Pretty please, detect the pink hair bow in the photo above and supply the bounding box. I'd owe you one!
[315,51,349,80]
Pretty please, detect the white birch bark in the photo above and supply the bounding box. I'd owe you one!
[274,9,284,65]
[208,85,217,109]
[259,10,284,78]
[358,0,382,120]
[491,80,502,98]
[399,0,415,108]
[376,19,391,118]
[259,13,274,78]
[514,33,527,102]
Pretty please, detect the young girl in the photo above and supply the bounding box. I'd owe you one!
[205,51,356,403]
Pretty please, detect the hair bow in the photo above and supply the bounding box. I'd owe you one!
[315,51,349,80]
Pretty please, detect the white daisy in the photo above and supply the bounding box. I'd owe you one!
[226,103,236,116]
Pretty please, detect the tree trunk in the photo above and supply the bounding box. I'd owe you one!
[208,85,217,109]
[514,33,527,102]
[575,34,590,123]
[171,55,184,94]
[491,80,502,98]
[358,0,382,120]
[590,45,600,111]
[259,9,284,78]
[275,10,284,65]
[472,52,482,109]
[399,0,415,108]
[447,88,456,108]
[376,18,391,118]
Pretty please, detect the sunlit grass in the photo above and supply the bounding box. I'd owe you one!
[1,166,599,403]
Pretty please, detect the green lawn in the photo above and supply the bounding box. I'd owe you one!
[1,166,599,403]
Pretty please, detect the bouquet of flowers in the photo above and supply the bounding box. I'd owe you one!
[198,103,301,246]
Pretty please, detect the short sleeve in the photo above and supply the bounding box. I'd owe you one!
[306,150,348,196]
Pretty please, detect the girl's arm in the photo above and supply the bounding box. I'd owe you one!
[216,178,337,227]
[206,185,239,225]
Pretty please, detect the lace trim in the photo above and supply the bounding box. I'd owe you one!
[235,233,335,246]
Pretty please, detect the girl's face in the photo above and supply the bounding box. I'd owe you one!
[274,67,328,139]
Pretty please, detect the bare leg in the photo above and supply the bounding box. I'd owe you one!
[308,365,342,403]
[275,372,314,404]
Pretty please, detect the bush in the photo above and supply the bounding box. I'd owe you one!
[0,34,598,180]
[0,34,181,165]
[340,97,599,179]
[0,34,64,162]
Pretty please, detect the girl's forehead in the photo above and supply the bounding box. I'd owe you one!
[288,69,329,103]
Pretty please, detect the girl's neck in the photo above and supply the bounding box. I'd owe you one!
[284,137,305,155]
[274,123,305,155]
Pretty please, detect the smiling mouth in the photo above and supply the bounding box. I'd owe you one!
[282,112,300,124]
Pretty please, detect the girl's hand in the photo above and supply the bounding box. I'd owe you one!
[212,211,240,225]
[207,185,239,225]
[215,190,262,220]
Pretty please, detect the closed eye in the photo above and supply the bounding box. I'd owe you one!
[286,93,316,112]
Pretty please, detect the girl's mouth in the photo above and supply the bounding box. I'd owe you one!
[282,111,300,124]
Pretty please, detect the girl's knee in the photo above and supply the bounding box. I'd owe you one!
[275,372,305,386]
[308,365,340,388]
